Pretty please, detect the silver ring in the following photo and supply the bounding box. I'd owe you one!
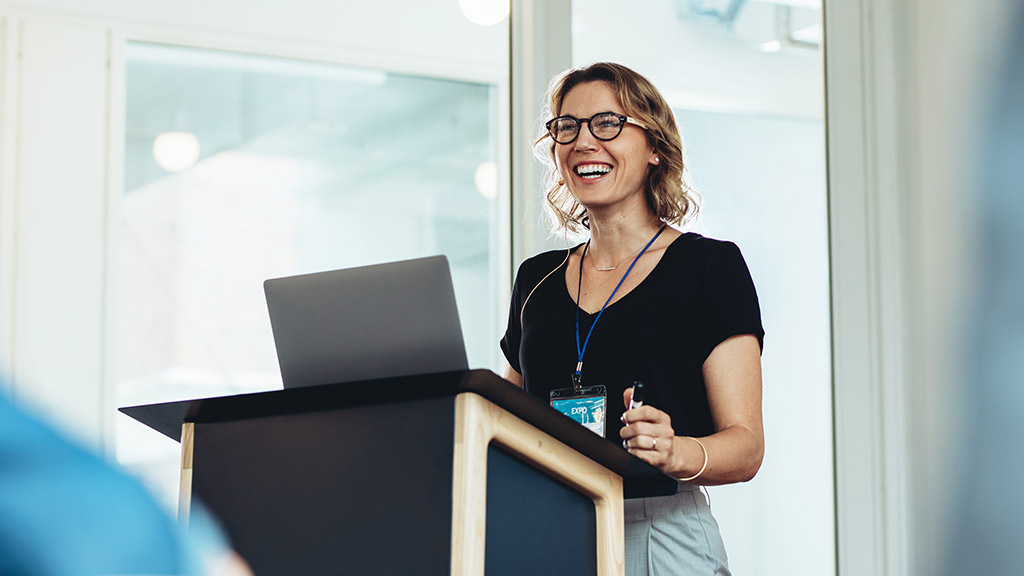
[652,437,657,450]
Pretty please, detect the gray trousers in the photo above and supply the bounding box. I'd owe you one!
[624,485,732,576]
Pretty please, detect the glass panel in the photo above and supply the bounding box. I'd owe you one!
[117,43,506,506]
[572,1,833,575]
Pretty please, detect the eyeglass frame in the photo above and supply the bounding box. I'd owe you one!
[544,112,650,145]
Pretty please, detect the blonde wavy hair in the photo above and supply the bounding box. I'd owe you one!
[534,62,699,235]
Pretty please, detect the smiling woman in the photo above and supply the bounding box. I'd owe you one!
[503,62,765,576]
[563,2,833,575]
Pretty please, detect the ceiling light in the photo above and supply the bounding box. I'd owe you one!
[459,0,509,26]
[760,40,782,52]
[474,161,498,199]
[153,131,200,173]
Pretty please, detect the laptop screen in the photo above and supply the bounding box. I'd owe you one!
[263,255,469,388]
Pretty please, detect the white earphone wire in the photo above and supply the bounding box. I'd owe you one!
[519,228,573,328]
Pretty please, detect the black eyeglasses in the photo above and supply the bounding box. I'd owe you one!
[545,112,649,144]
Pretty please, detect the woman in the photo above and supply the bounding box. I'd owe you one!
[500,62,764,575]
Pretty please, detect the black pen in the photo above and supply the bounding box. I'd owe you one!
[622,381,646,449]
[628,380,645,410]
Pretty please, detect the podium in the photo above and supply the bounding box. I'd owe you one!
[121,369,678,575]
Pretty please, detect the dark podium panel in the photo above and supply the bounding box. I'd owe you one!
[193,398,456,575]
[121,370,678,575]
[486,445,598,576]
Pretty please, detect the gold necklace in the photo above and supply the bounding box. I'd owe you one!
[588,228,664,271]
[590,250,640,271]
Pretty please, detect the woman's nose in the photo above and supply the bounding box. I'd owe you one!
[574,121,599,151]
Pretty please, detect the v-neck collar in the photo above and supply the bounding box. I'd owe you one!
[564,231,683,316]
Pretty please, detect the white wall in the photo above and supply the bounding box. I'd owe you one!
[0,0,506,79]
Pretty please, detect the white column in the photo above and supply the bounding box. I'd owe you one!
[0,16,17,393]
[824,0,910,574]
[510,0,572,269]
[10,16,111,448]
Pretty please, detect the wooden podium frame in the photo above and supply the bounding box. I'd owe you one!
[451,392,624,575]
[122,370,677,575]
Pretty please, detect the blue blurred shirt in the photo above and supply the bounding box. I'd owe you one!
[0,390,207,575]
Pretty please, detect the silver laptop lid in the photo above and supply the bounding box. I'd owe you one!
[264,255,468,389]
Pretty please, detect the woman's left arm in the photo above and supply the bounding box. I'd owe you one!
[621,333,763,484]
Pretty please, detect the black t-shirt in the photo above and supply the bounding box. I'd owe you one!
[500,233,764,440]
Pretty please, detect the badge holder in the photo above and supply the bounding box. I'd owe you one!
[550,384,608,437]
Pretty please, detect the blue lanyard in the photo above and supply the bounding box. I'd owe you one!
[573,224,666,390]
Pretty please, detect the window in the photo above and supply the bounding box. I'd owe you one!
[116,43,507,505]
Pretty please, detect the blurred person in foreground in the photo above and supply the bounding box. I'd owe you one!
[0,386,251,575]
[949,4,1024,575]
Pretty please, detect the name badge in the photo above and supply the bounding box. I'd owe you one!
[550,385,607,437]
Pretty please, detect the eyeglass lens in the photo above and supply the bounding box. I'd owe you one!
[549,113,625,143]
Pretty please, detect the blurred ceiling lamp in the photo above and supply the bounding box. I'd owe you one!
[459,0,509,26]
[153,131,200,172]
[474,161,498,199]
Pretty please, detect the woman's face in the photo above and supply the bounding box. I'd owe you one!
[554,81,657,217]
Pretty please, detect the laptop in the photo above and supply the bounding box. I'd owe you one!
[263,255,469,389]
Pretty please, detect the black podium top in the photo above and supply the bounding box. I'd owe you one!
[120,369,679,498]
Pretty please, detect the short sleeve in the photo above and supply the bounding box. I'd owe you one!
[499,265,526,374]
[697,241,764,363]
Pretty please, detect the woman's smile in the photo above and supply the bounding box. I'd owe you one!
[574,161,613,180]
